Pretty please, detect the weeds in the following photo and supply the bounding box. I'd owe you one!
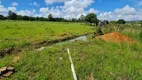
[139,31,142,41]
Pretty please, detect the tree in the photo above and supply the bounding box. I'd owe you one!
[0,15,6,20]
[48,14,53,21]
[8,11,17,20]
[117,19,126,24]
[85,13,99,26]
[71,18,78,22]
[29,17,36,21]
[17,15,23,20]
[139,21,142,28]
[80,14,85,22]
[23,16,29,20]
[53,18,65,22]
[36,17,40,21]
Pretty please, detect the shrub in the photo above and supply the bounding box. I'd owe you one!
[139,31,142,41]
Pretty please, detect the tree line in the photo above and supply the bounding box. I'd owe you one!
[0,11,126,25]
[0,11,86,22]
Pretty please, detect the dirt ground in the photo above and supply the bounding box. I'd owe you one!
[96,32,135,43]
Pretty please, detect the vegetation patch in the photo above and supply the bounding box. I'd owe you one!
[0,21,93,50]
[0,35,141,80]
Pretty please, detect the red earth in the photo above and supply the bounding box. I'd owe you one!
[96,32,135,43]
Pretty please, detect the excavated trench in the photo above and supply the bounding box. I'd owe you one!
[0,34,89,58]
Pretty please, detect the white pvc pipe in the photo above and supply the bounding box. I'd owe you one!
[67,48,77,80]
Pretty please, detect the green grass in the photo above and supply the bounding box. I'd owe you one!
[0,33,142,80]
[0,22,142,80]
[0,21,93,49]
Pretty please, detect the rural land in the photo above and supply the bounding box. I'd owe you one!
[0,0,142,80]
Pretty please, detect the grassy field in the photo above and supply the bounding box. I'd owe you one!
[0,21,93,49]
[0,34,142,80]
[0,21,142,80]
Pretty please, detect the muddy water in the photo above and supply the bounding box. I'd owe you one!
[56,35,87,45]
[37,35,88,51]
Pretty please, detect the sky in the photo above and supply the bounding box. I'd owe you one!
[0,0,142,21]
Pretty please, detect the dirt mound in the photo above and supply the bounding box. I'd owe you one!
[96,32,135,43]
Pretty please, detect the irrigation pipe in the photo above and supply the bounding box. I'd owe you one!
[67,48,77,80]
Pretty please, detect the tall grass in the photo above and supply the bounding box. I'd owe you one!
[0,36,141,80]
[0,21,93,49]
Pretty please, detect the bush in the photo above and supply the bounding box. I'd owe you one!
[139,31,142,41]
[96,27,104,35]
[117,19,126,24]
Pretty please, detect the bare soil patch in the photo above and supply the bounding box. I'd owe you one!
[0,47,23,57]
[96,32,135,43]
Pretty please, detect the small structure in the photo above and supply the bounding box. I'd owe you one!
[98,20,109,27]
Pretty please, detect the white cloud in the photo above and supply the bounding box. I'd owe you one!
[0,5,7,13]
[11,2,18,7]
[88,8,99,14]
[48,7,64,18]
[29,2,39,6]
[40,7,49,13]
[45,0,70,5]
[17,9,36,16]
[61,0,95,19]
[0,3,37,17]
[114,5,136,15]
[39,7,64,18]
[98,5,142,21]
[40,0,96,19]
[63,0,94,9]
[8,7,16,12]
